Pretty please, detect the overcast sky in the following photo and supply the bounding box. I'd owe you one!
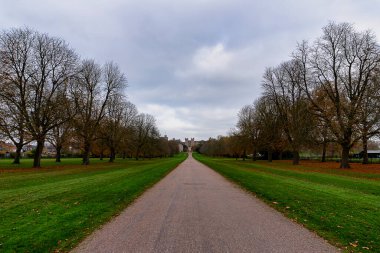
[1,0,379,140]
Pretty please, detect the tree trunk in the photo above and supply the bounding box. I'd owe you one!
[242,148,246,161]
[268,149,273,162]
[33,139,44,168]
[100,151,103,161]
[135,150,139,160]
[82,141,91,165]
[279,151,283,160]
[362,136,369,164]
[340,145,351,168]
[321,140,327,162]
[292,150,300,165]
[109,147,116,162]
[55,145,62,163]
[135,145,143,160]
[13,144,23,164]
[330,145,335,158]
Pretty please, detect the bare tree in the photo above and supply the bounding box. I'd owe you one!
[0,28,34,164]
[357,70,380,164]
[157,137,170,157]
[263,60,314,165]
[0,102,31,163]
[296,22,380,168]
[73,60,101,164]
[101,96,135,162]
[237,104,260,160]
[132,113,159,160]
[0,28,78,167]
[315,119,335,162]
[306,88,337,162]
[167,139,180,156]
[119,101,138,159]
[46,122,73,163]
[227,129,247,160]
[46,88,77,163]
[73,60,127,165]
[255,96,283,162]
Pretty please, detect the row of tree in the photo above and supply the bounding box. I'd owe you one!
[199,22,380,168]
[0,28,179,167]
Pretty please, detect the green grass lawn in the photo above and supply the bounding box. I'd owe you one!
[194,153,380,253]
[0,157,106,169]
[0,153,187,252]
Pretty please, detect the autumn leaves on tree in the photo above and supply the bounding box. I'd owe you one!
[200,22,380,169]
[0,28,177,167]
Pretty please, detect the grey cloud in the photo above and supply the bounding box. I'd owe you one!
[1,0,380,140]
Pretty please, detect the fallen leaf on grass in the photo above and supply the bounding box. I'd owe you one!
[349,242,358,247]
[272,202,278,204]
[362,246,370,250]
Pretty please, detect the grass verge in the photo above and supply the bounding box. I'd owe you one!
[194,153,380,253]
[0,153,187,252]
[0,158,106,170]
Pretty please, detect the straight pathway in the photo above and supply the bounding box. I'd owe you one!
[73,154,338,253]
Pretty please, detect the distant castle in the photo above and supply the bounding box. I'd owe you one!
[184,138,198,152]
[165,137,199,152]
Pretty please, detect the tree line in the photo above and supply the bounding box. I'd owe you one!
[199,22,380,168]
[0,28,179,167]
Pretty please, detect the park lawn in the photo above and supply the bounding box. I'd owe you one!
[0,157,106,170]
[0,153,187,252]
[194,153,380,253]
[255,160,380,180]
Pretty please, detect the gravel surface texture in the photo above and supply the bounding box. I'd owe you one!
[73,153,338,253]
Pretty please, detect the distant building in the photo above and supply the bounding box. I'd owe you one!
[355,150,380,159]
[184,138,198,152]
[43,145,56,157]
[23,144,36,152]
[0,141,16,152]
[0,141,16,158]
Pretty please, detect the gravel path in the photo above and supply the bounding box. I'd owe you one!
[73,154,338,253]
